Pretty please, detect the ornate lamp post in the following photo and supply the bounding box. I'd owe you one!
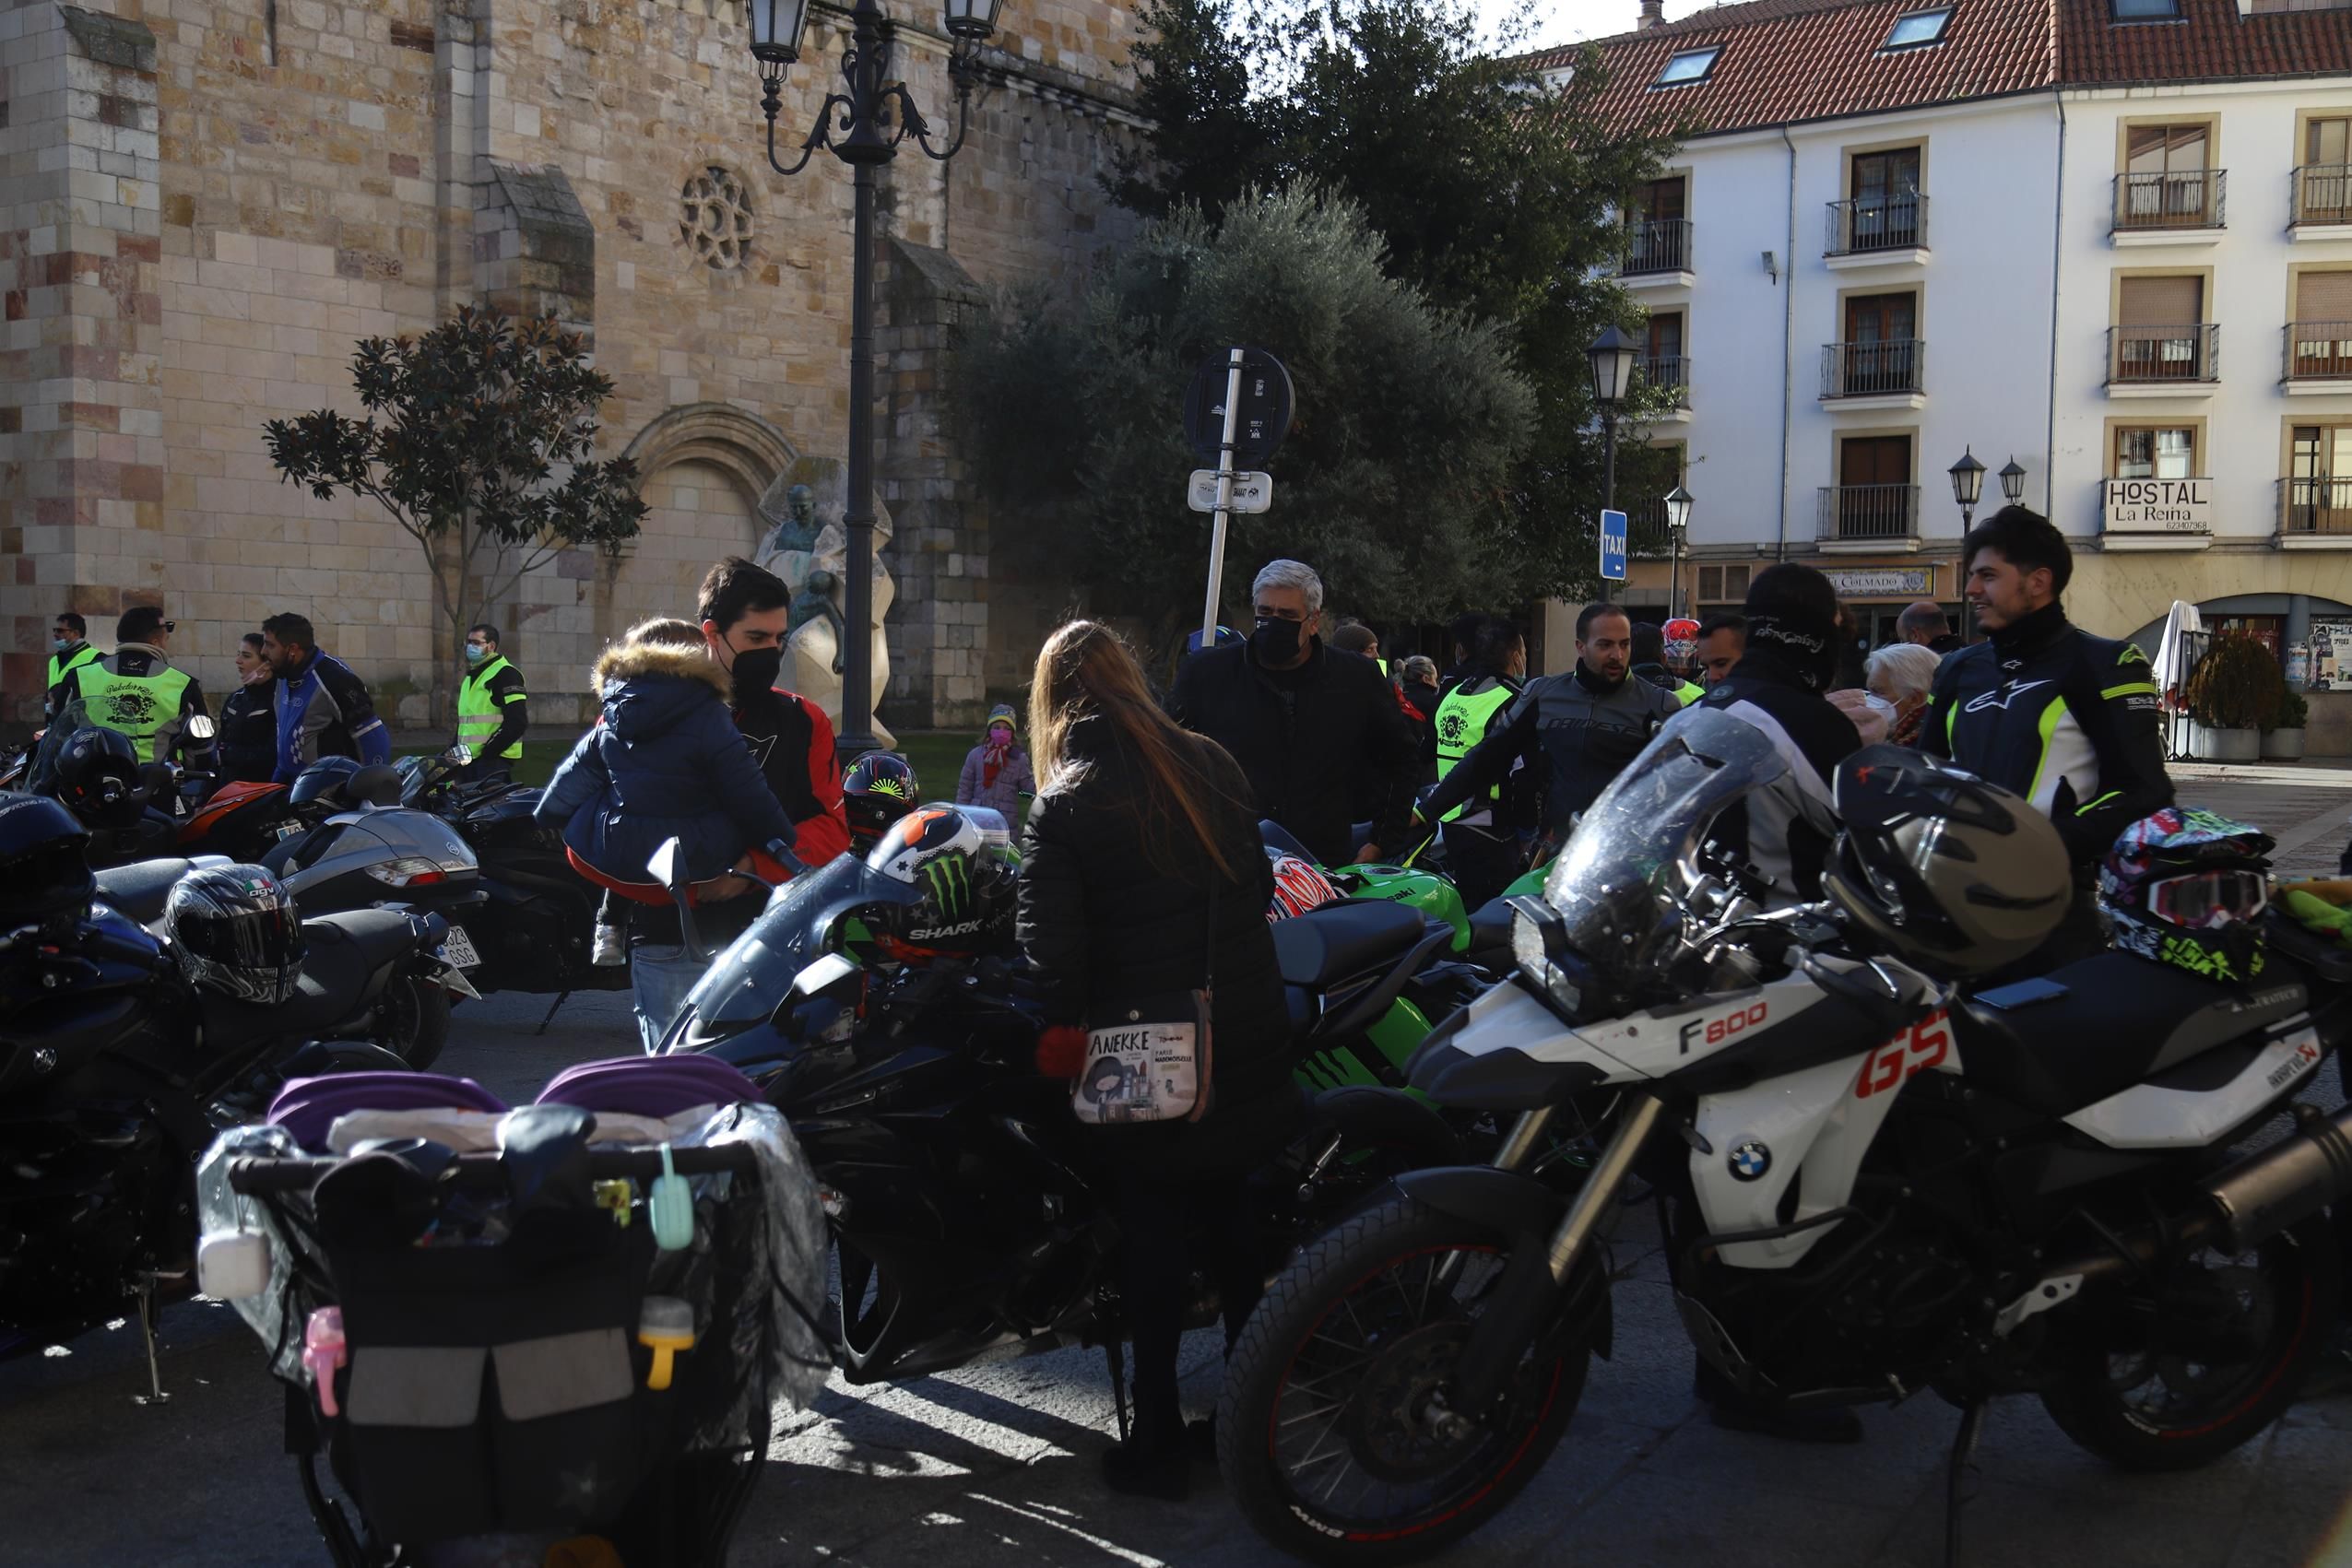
[1663,483,1693,622]
[746,0,1001,753]
[1999,456,2028,506]
[1949,447,1986,642]
[1587,324,1639,508]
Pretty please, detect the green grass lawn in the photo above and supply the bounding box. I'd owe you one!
[397,730,979,800]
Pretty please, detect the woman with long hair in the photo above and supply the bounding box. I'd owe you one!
[1017,619,1296,1500]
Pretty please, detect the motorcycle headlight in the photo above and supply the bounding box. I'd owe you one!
[1508,896,1588,1022]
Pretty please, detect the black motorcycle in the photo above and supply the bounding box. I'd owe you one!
[652,830,1462,1397]
[0,898,428,1392]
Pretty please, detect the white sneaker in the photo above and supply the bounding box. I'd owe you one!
[590,921,626,967]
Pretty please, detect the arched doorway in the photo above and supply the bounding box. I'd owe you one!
[606,404,798,643]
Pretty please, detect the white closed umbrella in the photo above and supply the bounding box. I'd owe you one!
[2150,598,2203,698]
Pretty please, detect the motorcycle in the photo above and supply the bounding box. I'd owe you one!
[1216,709,2352,1564]
[0,891,442,1391]
[648,816,1462,1394]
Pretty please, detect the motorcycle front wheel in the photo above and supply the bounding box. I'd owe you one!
[1217,1194,1586,1565]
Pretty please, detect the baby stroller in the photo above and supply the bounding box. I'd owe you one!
[195,1057,832,1567]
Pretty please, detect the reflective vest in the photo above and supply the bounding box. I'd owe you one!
[47,643,100,692]
[457,655,525,760]
[73,660,191,763]
[1431,680,1516,823]
[1673,678,1704,707]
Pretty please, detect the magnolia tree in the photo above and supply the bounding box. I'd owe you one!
[263,307,648,723]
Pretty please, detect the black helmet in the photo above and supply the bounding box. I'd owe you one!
[843,751,920,843]
[163,863,306,1006]
[1820,745,2071,977]
[0,791,94,921]
[869,805,1017,955]
[53,725,145,829]
[289,757,362,809]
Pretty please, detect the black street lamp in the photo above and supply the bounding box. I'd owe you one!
[1663,483,1693,622]
[1999,456,2027,506]
[748,0,1001,754]
[1588,324,1639,509]
[1949,447,1986,642]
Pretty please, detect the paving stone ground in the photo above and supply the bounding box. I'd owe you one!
[12,766,2352,1567]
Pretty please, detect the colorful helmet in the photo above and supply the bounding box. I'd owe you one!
[1663,618,1702,672]
[869,805,1016,955]
[843,751,919,843]
[1265,848,1341,922]
[2102,808,2272,984]
[163,863,306,1006]
[53,725,144,830]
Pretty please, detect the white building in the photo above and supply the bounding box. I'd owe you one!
[1541,0,2352,732]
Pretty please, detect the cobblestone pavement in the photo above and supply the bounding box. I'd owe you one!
[10,767,2352,1567]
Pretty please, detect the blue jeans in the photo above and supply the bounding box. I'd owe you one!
[630,941,709,1055]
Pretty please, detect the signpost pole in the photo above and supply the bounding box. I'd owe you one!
[1200,346,1247,646]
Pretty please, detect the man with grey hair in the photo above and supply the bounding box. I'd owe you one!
[1168,558,1419,866]
[1897,600,1964,655]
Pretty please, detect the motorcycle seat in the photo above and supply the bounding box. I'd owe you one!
[1466,896,1514,958]
[1953,950,2306,1117]
[198,910,423,1049]
[1272,900,1426,991]
[91,858,196,925]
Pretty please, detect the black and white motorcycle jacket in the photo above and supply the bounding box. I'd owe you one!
[1696,648,1863,905]
[1920,601,2174,872]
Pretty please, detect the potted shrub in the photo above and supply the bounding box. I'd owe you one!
[2184,632,2283,762]
[2263,688,2310,761]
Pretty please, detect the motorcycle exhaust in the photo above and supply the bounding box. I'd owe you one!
[2201,1099,2352,1256]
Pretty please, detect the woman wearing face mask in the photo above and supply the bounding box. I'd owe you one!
[1864,642,1941,749]
[217,631,281,784]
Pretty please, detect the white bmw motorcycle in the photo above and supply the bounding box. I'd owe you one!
[1218,708,2352,1565]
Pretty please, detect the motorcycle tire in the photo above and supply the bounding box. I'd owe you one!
[372,973,452,1072]
[1217,1193,1586,1566]
[2039,1211,2339,1472]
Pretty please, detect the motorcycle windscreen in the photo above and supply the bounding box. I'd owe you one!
[1542,706,1785,994]
[684,854,912,1029]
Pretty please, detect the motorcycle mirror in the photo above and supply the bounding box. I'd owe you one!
[446,744,473,765]
[184,714,216,741]
[646,839,711,964]
[648,839,683,891]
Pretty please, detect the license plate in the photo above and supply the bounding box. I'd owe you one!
[440,926,483,969]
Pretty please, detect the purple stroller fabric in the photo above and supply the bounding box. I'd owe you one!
[267,1072,510,1152]
[536,1055,762,1120]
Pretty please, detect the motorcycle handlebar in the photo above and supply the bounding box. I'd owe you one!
[224,1141,758,1196]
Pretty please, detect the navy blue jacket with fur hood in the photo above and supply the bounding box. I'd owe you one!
[535,642,797,885]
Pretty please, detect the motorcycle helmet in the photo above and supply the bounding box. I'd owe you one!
[1266,848,1340,921]
[2101,808,2273,984]
[289,757,361,810]
[844,751,920,844]
[869,806,1017,955]
[163,863,306,1006]
[1819,745,2071,977]
[0,790,94,921]
[53,725,145,830]
[1662,617,1702,677]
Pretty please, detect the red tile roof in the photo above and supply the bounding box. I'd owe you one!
[2061,0,2352,85]
[1550,0,2350,140]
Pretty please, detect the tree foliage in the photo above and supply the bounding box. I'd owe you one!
[264,307,647,718]
[1110,0,1684,608]
[956,186,1536,652]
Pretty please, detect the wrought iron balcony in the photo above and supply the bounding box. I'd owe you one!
[1623,218,1693,277]
[2111,170,2226,232]
[1637,354,1691,409]
[1825,194,1927,256]
[1625,497,1677,558]
[2287,322,2352,383]
[2108,324,2219,385]
[2293,164,2352,228]
[1816,484,1921,543]
[2282,476,2352,536]
[1820,339,1924,399]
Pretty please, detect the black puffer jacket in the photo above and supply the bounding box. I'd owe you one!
[1017,716,1297,1173]
[216,681,278,784]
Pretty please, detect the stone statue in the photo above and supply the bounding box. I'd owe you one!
[751,461,895,747]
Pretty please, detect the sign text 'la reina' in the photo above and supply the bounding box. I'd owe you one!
[2103,478,2211,535]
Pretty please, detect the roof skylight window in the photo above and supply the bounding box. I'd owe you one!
[1882,7,1952,48]
[1654,47,1720,87]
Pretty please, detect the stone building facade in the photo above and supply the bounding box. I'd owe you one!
[0,0,1143,731]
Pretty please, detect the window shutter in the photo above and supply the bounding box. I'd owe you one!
[2297,271,2352,324]
[1727,564,1752,599]
[1697,566,1722,603]
[2120,275,2203,325]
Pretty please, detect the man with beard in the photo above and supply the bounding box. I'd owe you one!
[1414,601,1681,848]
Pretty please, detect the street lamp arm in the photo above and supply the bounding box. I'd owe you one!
[884,76,975,161]
[762,70,854,176]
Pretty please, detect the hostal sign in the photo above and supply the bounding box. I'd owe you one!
[2102,478,2211,535]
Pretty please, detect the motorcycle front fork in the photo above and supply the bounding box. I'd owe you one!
[1446,1094,1666,1415]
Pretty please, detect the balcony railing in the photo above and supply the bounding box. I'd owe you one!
[2293,164,2352,227]
[2108,323,2219,384]
[1821,339,1925,398]
[2112,170,2227,231]
[1637,353,1691,408]
[1817,483,1921,542]
[2281,476,2352,536]
[1623,218,1693,276]
[2287,321,2352,381]
[1825,194,1928,256]
[1625,497,1676,558]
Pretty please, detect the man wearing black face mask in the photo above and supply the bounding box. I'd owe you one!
[1167,559,1418,867]
[696,556,852,882]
